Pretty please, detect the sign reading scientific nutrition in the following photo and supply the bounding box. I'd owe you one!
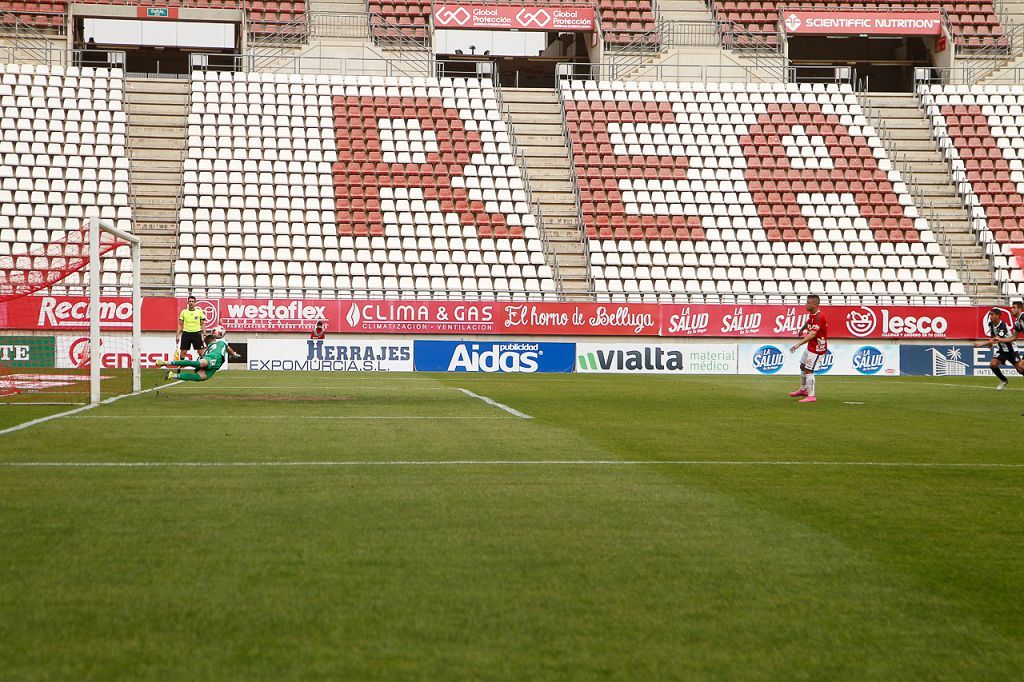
[576,343,737,374]
[781,10,943,35]
[413,340,576,373]
[247,339,414,371]
[739,342,901,376]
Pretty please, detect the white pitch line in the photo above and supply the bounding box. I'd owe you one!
[184,386,455,391]
[69,415,514,420]
[457,388,533,419]
[1,460,1023,468]
[0,381,184,437]
[828,379,1003,391]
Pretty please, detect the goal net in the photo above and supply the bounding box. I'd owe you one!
[0,217,140,404]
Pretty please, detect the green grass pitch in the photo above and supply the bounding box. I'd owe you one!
[1,371,1023,679]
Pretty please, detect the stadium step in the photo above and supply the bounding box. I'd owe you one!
[860,92,1001,303]
[502,87,590,295]
[126,78,189,293]
[658,0,716,22]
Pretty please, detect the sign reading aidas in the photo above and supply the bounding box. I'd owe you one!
[0,336,56,368]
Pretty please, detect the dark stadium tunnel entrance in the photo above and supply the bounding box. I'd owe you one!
[787,35,940,93]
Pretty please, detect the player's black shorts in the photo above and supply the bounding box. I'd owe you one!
[995,349,1021,365]
[180,331,205,352]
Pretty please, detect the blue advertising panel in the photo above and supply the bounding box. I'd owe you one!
[414,340,576,373]
[899,345,998,376]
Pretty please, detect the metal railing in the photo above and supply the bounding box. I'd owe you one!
[552,76,594,295]
[914,82,1007,294]
[660,20,722,48]
[71,47,127,70]
[188,49,440,78]
[245,10,431,74]
[958,22,1024,84]
[493,77,565,298]
[0,8,62,65]
[553,61,846,85]
[860,94,988,299]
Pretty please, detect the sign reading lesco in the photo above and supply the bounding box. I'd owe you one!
[576,343,737,374]
[433,4,596,31]
[782,10,943,35]
[414,340,575,373]
[248,339,414,371]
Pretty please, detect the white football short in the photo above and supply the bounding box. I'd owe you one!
[800,348,826,371]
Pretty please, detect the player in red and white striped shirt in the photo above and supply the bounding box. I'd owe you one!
[789,294,827,404]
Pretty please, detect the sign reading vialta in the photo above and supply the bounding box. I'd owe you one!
[781,10,943,36]
[433,4,596,31]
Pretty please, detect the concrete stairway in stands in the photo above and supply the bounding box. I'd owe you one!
[501,88,590,299]
[860,92,1001,303]
[125,79,188,293]
[657,0,716,23]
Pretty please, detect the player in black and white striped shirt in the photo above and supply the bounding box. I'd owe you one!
[975,305,1024,390]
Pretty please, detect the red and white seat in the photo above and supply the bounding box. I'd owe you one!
[562,79,966,304]
[0,63,133,295]
[922,84,1024,297]
[177,71,555,300]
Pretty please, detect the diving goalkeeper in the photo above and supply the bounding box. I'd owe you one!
[156,333,239,382]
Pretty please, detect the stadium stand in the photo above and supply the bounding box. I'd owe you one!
[0,0,307,37]
[370,0,657,48]
[176,72,557,299]
[0,62,134,295]
[711,1,1006,49]
[561,79,969,303]
[922,84,1024,298]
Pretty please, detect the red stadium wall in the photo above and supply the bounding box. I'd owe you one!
[4,295,994,339]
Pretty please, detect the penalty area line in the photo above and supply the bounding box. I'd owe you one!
[0,381,184,437]
[68,415,517,420]
[457,388,532,419]
[3,460,1024,469]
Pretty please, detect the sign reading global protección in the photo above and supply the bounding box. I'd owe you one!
[433,4,596,31]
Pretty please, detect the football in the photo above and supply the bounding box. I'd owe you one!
[210,325,226,339]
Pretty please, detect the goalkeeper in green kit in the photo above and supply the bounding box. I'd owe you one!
[156,330,239,382]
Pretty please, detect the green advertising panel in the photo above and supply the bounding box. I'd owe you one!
[0,336,56,368]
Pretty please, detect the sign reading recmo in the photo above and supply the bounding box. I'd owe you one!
[781,9,943,36]
[433,4,596,31]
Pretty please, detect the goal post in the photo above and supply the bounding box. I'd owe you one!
[89,217,142,404]
[0,216,141,405]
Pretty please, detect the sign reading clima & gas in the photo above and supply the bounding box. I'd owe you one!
[248,339,414,372]
[414,340,575,373]
[575,343,738,374]
[739,342,901,376]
